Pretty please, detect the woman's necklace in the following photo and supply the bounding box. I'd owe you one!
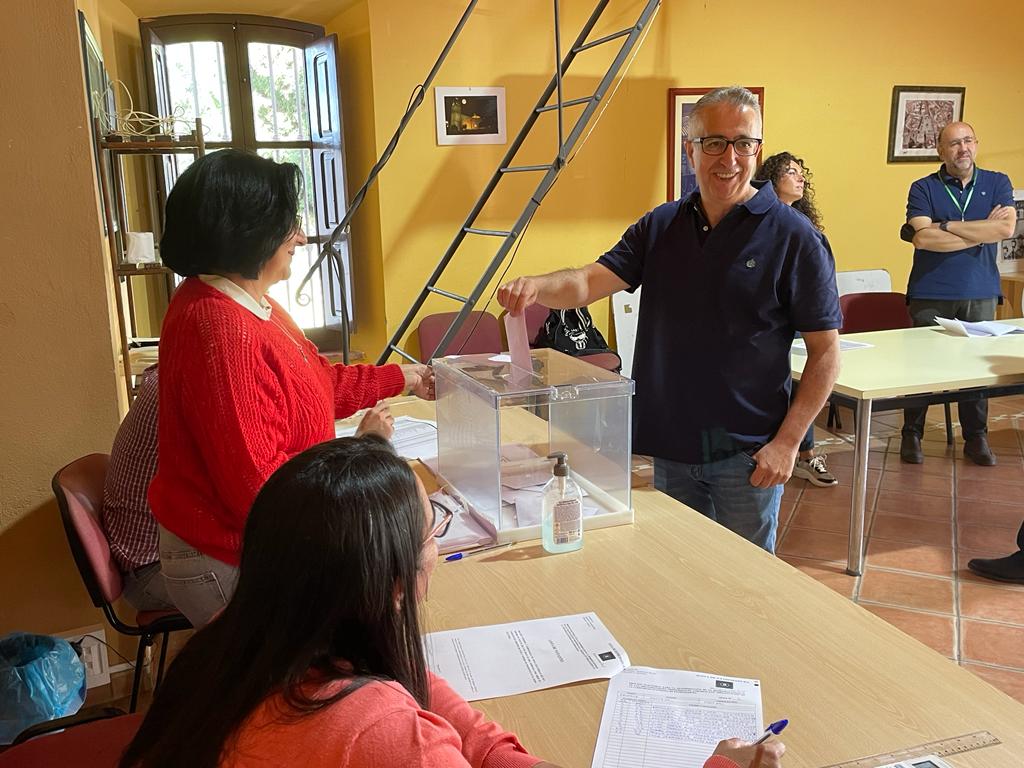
[270,312,310,364]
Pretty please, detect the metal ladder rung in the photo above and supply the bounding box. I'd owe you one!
[388,344,419,363]
[573,27,631,53]
[464,227,513,237]
[500,164,554,173]
[427,286,469,302]
[536,95,593,113]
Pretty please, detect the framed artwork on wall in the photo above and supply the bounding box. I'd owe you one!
[667,87,765,201]
[887,85,965,163]
[434,86,507,146]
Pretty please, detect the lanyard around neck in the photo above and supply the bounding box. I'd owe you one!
[941,168,976,221]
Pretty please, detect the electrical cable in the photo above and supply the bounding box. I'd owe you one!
[69,633,137,670]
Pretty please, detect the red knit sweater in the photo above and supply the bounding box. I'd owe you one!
[149,278,406,565]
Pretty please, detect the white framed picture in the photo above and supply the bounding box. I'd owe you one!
[434,86,506,146]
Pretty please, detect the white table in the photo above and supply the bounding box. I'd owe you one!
[793,319,1024,574]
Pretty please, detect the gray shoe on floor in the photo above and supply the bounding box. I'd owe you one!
[793,455,838,487]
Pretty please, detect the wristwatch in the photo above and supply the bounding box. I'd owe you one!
[939,220,950,232]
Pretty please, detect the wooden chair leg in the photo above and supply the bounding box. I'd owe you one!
[944,402,954,445]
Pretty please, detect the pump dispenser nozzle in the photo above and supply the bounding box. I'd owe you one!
[547,452,569,477]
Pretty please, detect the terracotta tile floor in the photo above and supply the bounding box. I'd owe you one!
[777,397,1024,704]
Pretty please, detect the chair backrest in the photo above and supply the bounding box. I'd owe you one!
[0,712,143,767]
[835,268,892,297]
[417,311,502,360]
[51,454,123,608]
[839,291,912,334]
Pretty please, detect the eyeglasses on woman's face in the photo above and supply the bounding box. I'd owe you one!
[426,499,454,542]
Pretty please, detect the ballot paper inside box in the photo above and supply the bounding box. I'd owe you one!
[433,348,634,543]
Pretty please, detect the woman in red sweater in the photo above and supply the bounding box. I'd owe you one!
[121,437,782,768]
[149,150,434,627]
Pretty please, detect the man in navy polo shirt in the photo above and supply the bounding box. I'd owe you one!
[498,87,841,552]
[901,122,1015,466]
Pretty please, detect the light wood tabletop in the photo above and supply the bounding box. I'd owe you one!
[791,319,1024,400]
[424,488,1024,768]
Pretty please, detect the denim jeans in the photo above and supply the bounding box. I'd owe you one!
[653,452,782,553]
[122,561,175,613]
[903,298,997,439]
[799,425,814,454]
[158,525,239,627]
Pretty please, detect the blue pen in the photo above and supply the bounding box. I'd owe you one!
[444,542,512,562]
[753,719,788,745]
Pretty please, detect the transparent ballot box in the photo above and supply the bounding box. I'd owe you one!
[433,348,634,543]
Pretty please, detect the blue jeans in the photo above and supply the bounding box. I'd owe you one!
[653,452,782,553]
[800,425,814,454]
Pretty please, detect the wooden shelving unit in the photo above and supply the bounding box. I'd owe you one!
[94,117,205,399]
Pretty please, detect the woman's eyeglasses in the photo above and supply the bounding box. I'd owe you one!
[426,499,454,541]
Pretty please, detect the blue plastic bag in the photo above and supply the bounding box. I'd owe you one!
[0,633,86,744]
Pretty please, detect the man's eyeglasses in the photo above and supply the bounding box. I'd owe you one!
[427,499,454,541]
[946,136,976,149]
[691,137,763,156]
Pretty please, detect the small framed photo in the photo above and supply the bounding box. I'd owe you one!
[667,87,765,201]
[435,86,506,146]
[887,86,965,163]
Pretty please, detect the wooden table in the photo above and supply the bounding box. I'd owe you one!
[792,320,1024,575]
[425,487,1024,768]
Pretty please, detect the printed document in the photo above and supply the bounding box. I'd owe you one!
[424,613,629,702]
[335,415,438,461]
[591,666,763,768]
[792,338,872,355]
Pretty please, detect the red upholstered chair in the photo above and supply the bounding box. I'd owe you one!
[1,709,142,767]
[417,311,503,361]
[51,454,191,713]
[828,292,952,442]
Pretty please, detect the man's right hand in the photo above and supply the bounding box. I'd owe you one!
[710,737,785,767]
[989,204,1016,222]
[355,401,395,440]
[498,276,540,316]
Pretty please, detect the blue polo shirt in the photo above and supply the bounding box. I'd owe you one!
[906,165,1014,300]
[597,181,842,464]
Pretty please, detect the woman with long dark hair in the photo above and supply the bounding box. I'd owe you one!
[149,150,435,627]
[756,152,837,488]
[122,436,783,768]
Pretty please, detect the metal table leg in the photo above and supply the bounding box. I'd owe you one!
[848,398,873,576]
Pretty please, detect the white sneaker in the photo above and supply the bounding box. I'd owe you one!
[793,455,838,487]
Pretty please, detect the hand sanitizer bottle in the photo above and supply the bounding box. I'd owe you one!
[541,452,583,554]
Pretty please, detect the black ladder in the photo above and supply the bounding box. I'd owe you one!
[378,0,662,364]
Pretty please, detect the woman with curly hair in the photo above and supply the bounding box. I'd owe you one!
[755,152,837,488]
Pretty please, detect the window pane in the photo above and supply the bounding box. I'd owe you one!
[259,149,322,328]
[165,41,231,142]
[248,43,310,141]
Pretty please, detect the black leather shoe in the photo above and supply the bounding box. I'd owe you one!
[968,551,1024,584]
[900,434,923,464]
[963,435,997,466]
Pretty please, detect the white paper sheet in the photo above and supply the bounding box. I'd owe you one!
[334,415,439,461]
[591,666,763,768]
[934,316,1024,337]
[429,489,495,553]
[424,613,629,701]
[791,338,873,355]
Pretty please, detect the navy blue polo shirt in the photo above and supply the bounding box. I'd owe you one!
[597,181,842,464]
[906,165,1014,300]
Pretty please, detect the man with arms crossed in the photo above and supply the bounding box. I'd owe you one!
[901,122,1016,466]
[499,87,841,553]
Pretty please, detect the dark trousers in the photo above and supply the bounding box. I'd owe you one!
[902,298,997,440]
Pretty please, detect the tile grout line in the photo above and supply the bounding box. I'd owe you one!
[951,444,963,666]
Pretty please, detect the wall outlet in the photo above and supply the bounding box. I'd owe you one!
[59,624,111,689]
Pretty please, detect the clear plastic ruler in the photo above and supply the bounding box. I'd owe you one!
[820,731,1001,768]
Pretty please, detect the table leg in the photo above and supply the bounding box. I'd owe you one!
[848,398,873,576]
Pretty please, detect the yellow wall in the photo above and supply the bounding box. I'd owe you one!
[0,0,122,637]
[330,0,1024,358]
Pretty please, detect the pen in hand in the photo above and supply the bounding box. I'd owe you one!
[752,718,788,745]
